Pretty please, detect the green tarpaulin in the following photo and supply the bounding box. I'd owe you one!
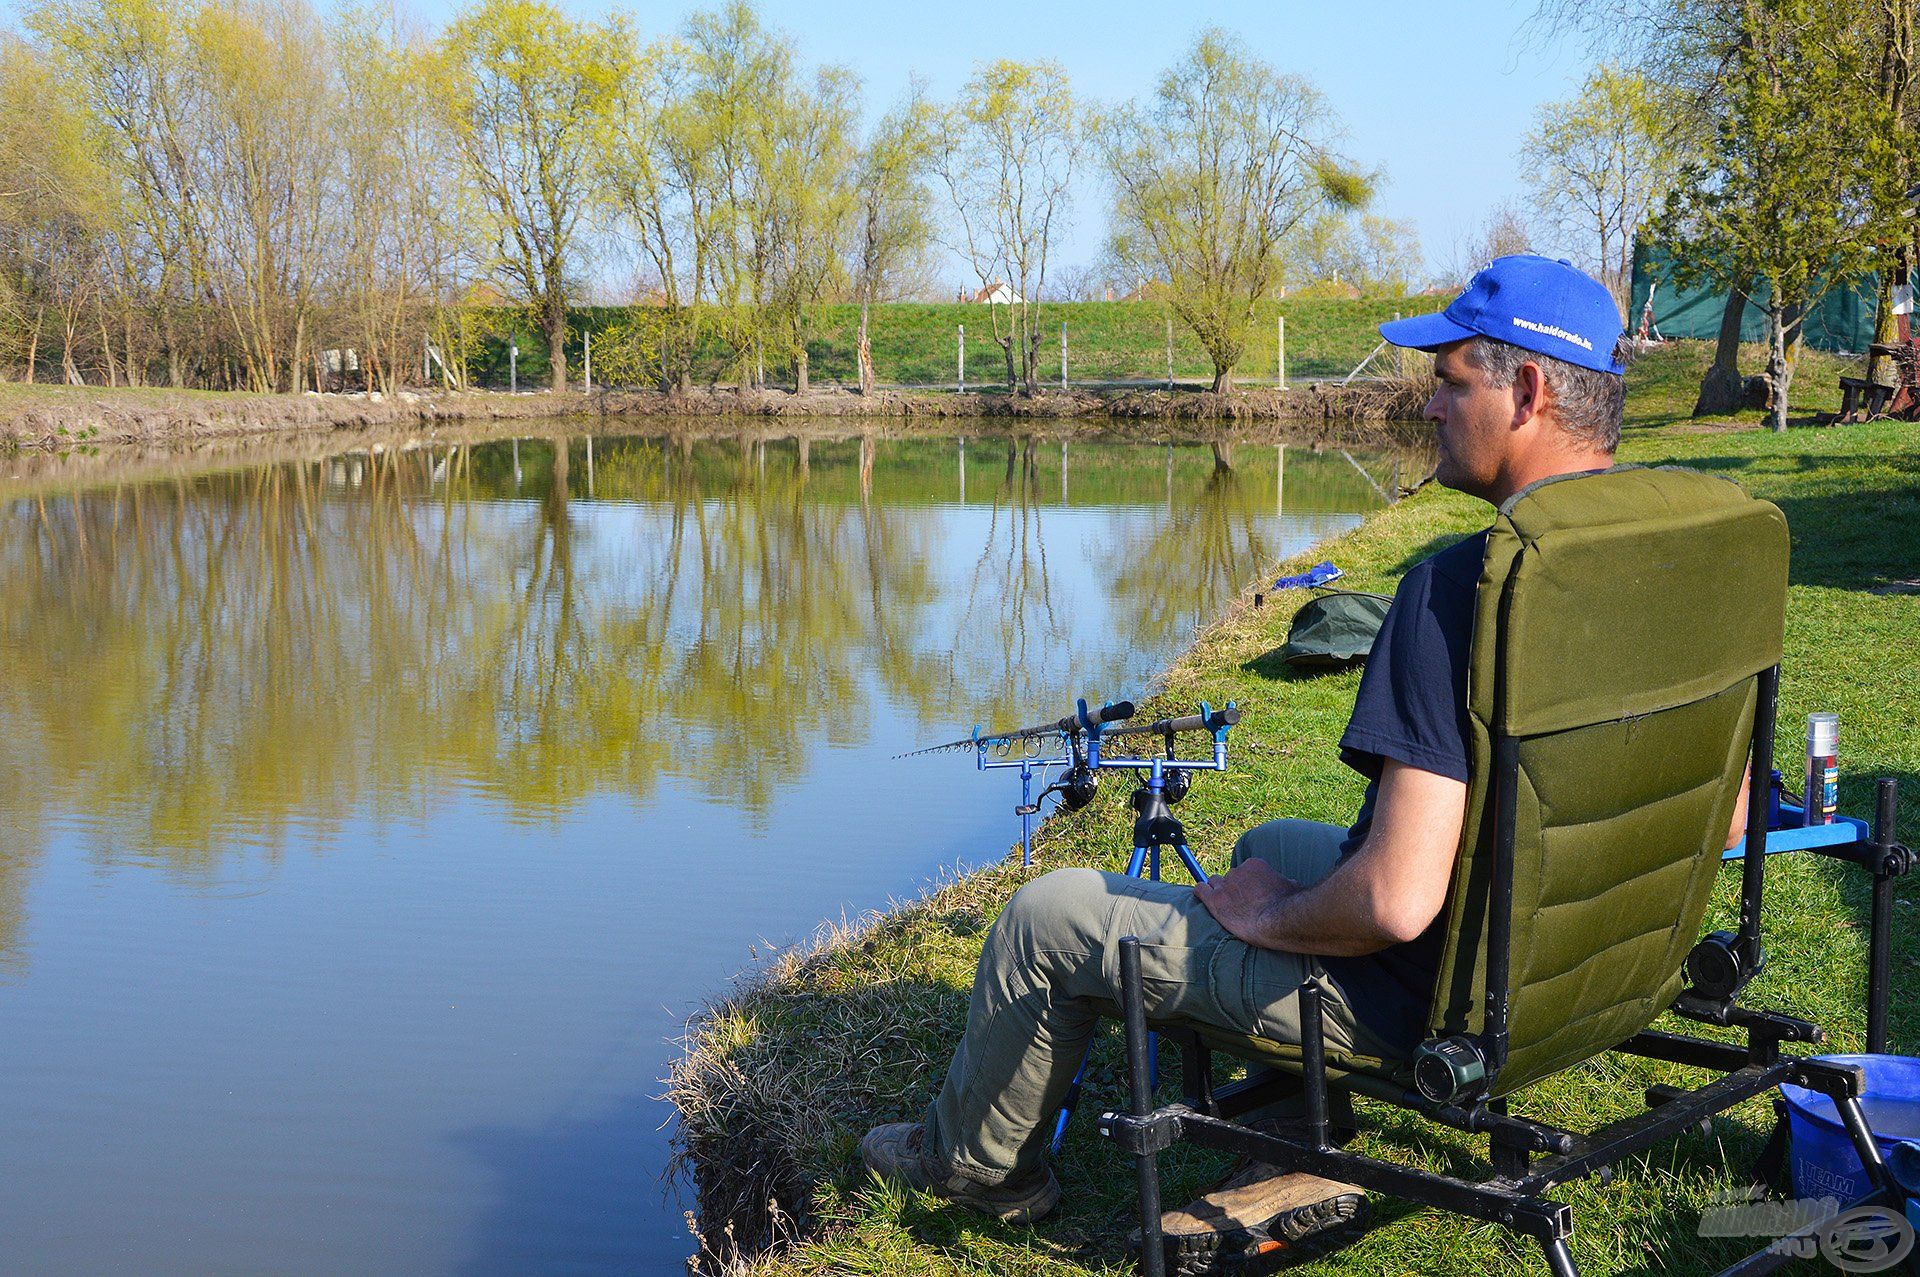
[1629,241,1878,354]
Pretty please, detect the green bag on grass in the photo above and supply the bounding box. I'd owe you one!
[1278,590,1392,669]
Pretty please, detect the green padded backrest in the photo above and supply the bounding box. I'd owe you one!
[1426,466,1789,1096]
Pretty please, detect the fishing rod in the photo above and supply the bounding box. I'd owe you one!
[898,699,1136,758]
[907,694,1242,1153]
[905,697,1239,869]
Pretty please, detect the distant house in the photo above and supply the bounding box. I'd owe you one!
[970,281,1023,305]
[1119,280,1166,302]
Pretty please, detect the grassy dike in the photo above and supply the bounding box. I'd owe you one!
[670,362,1920,1274]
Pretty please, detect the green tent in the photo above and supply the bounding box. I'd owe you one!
[1628,240,1878,354]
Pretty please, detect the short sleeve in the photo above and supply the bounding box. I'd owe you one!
[1336,543,1479,785]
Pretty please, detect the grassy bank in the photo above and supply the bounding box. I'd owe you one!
[475,296,1447,390]
[670,365,1918,1273]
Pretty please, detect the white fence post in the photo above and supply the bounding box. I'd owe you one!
[1060,321,1067,390]
[584,329,592,392]
[1277,315,1288,389]
[958,324,966,393]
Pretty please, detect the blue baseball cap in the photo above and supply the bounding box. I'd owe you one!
[1380,255,1625,375]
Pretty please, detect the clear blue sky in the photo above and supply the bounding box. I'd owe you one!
[528,0,1601,283]
[1,0,1599,285]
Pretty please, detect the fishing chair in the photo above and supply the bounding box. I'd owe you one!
[1100,466,1912,1276]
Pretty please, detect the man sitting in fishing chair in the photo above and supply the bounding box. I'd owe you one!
[860,257,1760,1268]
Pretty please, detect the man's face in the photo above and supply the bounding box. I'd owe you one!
[1424,340,1517,501]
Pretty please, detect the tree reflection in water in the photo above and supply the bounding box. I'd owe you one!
[0,428,1407,967]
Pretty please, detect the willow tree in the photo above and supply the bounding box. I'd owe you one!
[439,0,630,391]
[332,7,476,393]
[935,60,1076,395]
[193,0,333,391]
[0,32,114,383]
[1095,31,1366,393]
[26,0,216,386]
[764,71,858,394]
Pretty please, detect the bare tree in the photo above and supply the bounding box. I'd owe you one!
[935,59,1076,395]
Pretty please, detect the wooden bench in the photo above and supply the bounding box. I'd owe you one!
[1838,375,1894,422]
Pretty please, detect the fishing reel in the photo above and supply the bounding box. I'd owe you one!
[1033,765,1099,813]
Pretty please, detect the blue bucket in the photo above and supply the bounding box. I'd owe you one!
[1780,1055,1920,1202]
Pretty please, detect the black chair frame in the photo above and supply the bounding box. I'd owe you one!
[1100,669,1916,1276]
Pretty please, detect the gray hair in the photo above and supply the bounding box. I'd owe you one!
[1460,336,1629,452]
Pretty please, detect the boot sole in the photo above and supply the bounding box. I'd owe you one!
[1139,1192,1369,1275]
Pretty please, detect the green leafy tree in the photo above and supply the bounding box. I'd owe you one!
[1657,0,1900,430]
[1094,31,1366,392]
[438,0,630,391]
[0,31,114,383]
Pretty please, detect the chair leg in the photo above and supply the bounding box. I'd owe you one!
[1119,937,1167,1277]
[1541,1236,1580,1276]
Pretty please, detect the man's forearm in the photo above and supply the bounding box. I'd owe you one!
[1245,866,1402,958]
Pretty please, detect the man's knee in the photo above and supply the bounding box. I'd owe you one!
[1231,818,1348,882]
[992,868,1108,957]
[1232,818,1326,865]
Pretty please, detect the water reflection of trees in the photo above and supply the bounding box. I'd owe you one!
[0,436,952,872]
[0,431,1403,955]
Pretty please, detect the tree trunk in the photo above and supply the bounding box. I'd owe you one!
[794,345,809,395]
[62,316,82,386]
[1868,259,1899,388]
[1693,279,1751,417]
[545,293,568,391]
[1000,337,1016,391]
[1211,366,1233,393]
[1766,300,1792,433]
[98,312,118,386]
[857,302,874,396]
[25,309,42,384]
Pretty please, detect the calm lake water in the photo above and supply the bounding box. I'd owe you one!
[0,424,1403,1274]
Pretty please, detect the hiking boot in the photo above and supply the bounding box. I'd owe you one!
[858,1121,1062,1226]
[1130,1123,1367,1276]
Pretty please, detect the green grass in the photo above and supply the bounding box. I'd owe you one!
[670,391,1920,1274]
[474,296,1447,389]
[1621,341,1861,430]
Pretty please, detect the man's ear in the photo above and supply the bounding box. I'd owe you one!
[1510,360,1547,431]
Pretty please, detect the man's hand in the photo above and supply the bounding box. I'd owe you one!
[1193,760,1468,957]
[1194,858,1301,946]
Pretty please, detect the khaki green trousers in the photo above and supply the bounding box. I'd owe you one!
[927,818,1381,1185]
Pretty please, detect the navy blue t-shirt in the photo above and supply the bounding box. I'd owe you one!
[1320,529,1487,1053]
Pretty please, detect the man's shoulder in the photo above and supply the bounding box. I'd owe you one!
[1404,528,1490,596]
